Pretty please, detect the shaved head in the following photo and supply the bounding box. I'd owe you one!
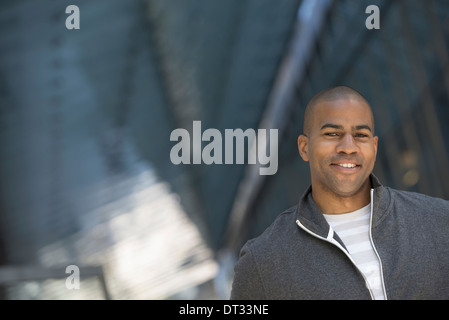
[303,86,374,136]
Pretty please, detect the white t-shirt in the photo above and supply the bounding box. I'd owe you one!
[323,204,385,300]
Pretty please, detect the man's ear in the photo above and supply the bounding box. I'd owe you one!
[372,135,379,163]
[373,135,379,157]
[297,134,309,162]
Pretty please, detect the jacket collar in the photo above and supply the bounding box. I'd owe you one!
[370,174,391,228]
[295,174,390,238]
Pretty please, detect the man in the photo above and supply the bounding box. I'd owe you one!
[230,86,449,300]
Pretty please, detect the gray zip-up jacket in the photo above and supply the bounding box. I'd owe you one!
[230,175,449,300]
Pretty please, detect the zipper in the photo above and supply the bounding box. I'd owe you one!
[295,188,388,300]
[295,218,375,299]
[369,188,388,300]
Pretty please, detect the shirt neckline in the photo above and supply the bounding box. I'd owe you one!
[323,204,371,222]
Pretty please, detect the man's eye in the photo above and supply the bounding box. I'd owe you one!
[355,133,369,138]
[324,132,339,137]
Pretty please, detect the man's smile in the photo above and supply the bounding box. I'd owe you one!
[330,162,361,173]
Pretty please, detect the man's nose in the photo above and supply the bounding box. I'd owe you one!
[336,133,358,154]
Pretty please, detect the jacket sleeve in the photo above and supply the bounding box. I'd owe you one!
[230,241,267,300]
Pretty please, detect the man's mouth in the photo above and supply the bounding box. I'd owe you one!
[334,163,358,168]
[330,162,361,173]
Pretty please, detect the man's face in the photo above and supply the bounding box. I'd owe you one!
[298,98,378,198]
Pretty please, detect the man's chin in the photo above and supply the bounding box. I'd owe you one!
[331,180,369,197]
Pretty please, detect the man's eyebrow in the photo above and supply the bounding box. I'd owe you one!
[320,123,372,132]
[320,123,344,130]
[354,125,372,132]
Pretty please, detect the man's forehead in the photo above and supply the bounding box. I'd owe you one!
[314,98,373,117]
[311,98,375,129]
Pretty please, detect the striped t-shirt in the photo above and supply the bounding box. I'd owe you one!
[323,204,385,300]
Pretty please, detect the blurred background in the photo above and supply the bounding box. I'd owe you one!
[0,0,448,299]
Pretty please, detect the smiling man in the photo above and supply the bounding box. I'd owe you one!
[298,87,378,214]
[230,86,449,300]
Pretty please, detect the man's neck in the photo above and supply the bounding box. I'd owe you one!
[311,182,371,215]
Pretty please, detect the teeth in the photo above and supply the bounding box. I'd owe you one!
[338,163,356,168]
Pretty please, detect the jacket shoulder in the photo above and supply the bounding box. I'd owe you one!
[230,206,298,300]
[388,188,449,213]
[248,205,298,250]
